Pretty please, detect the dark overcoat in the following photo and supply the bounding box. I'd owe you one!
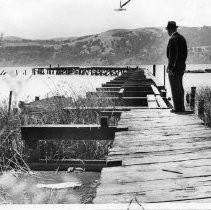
[167,32,188,74]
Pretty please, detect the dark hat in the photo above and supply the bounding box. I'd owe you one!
[166,21,178,30]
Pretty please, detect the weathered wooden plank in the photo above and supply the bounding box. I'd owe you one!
[107,148,211,165]
[97,165,211,186]
[108,147,211,160]
[147,94,158,108]
[96,175,211,195]
[151,84,160,95]
[100,111,122,117]
[109,142,211,155]
[156,95,168,108]
[64,106,131,111]
[21,125,118,141]
[95,183,211,203]
[28,159,122,172]
[94,106,211,203]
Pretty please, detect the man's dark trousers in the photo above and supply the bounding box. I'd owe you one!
[169,73,185,111]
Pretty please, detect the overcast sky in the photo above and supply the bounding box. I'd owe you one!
[0,0,210,39]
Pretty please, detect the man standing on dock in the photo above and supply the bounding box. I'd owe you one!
[166,21,187,112]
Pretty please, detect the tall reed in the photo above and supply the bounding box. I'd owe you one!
[195,86,211,127]
[1,89,118,169]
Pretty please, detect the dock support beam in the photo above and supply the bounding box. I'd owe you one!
[164,65,166,87]
[153,64,156,77]
[190,87,196,111]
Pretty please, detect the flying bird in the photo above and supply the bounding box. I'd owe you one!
[114,0,131,11]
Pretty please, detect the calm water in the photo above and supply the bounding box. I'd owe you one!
[0,171,100,204]
[0,65,211,102]
[144,64,211,98]
[0,67,115,103]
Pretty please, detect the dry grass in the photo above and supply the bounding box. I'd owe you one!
[195,86,211,127]
[0,90,116,204]
[0,100,30,173]
[0,88,119,169]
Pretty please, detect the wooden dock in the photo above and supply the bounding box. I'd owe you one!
[94,108,211,203]
[32,66,138,76]
[23,67,170,173]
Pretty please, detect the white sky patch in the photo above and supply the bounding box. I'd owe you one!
[0,0,211,39]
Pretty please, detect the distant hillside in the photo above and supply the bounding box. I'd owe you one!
[1,26,211,66]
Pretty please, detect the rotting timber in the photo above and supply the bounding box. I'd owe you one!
[22,67,169,172]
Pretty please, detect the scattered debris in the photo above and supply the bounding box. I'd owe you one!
[67,167,85,173]
[67,167,75,173]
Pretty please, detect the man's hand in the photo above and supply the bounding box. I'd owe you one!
[166,66,169,73]
[167,67,173,76]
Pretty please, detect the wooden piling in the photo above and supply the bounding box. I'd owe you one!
[204,107,211,128]
[153,64,156,76]
[35,96,40,101]
[164,65,166,87]
[186,93,190,104]
[100,116,108,127]
[8,91,12,116]
[190,87,196,111]
[198,99,204,120]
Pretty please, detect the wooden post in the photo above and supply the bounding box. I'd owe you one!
[186,93,190,104]
[25,70,26,75]
[198,99,204,120]
[25,139,40,163]
[190,87,196,111]
[153,64,156,76]
[164,65,166,87]
[100,116,108,127]
[35,96,40,101]
[8,91,12,116]
[207,107,211,128]
[16,70,18,75]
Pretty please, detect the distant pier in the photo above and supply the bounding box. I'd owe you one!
[32,66,138,76]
